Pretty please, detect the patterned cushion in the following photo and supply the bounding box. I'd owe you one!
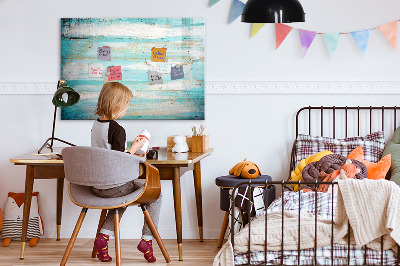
[295,131,385,166]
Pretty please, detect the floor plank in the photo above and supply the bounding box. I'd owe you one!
[0,239,221,265]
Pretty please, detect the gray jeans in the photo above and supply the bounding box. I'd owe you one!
[92,180,162,240]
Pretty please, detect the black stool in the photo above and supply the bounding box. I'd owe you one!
[215,175,275,248]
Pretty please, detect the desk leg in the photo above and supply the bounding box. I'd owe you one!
[193,161,203,242]
[56,178,64,241]
[172,167,183,261]
[20,165,34,259]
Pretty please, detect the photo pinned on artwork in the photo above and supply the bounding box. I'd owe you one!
[171,64,184,80]
[151,47,167,62]
[148,71,163,85]
[107,66,122,81]
[97,46,111,61]
[89,63,103,78]
[157,62,170,74]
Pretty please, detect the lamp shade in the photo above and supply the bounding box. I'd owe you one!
[52,82,80,108]
[241,0,305,23]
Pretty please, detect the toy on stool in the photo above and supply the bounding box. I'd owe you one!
[1,192,44,247]
[229,159,261,179]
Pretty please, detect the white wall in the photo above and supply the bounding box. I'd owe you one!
[1,0,400,240]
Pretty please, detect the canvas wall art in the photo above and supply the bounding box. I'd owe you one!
[61,18,205,120]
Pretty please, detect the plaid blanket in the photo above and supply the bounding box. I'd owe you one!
[266,190,336,220]
[234,191,397,265]
[234,244,397,265]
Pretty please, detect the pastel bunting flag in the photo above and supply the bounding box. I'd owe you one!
[323,33,341,58]
[209,0,220,7]
[298,29,317,58]
[378,21,398,50]
[275,23,293,49]
[351,29,370,55]
[251,23,266,38]
[229,0,245,24]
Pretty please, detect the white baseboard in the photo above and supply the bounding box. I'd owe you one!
[1,81,400,94]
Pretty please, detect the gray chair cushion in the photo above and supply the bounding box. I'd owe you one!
[69,180,145,208]
[62,146,145,188]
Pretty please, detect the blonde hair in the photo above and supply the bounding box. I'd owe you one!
[95,82,133,120]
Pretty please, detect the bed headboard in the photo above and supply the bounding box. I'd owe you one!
[295,106,400,138]
[290,106,400,178]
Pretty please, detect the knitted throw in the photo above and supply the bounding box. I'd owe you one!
[335,178,400,251]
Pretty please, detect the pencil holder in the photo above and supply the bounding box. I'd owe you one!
[191,135,209,153]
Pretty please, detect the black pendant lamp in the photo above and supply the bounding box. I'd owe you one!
[242,0,305,23]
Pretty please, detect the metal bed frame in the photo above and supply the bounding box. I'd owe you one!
[230,106,400,266]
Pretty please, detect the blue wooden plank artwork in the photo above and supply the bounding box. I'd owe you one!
[61,18,205,120]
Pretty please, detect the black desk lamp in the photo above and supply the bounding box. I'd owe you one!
[38,80,80,154]
[241,0,305,23]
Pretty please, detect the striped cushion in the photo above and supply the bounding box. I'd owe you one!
[1,217,41,240]
[295,131,385,166]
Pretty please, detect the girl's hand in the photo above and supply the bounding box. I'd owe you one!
[129,137,147,154]
[134,149,149,157]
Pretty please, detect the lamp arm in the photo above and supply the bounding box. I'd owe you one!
[50,105,57,148]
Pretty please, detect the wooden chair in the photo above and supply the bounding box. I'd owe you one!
[60,146,171,265]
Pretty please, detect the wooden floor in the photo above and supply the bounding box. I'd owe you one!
[0,239,221,265]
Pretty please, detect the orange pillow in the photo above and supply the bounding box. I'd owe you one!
[347,146,391,180]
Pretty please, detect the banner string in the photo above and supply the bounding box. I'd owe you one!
[283,20,400,35]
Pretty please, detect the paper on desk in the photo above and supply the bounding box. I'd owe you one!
[31,153,63,159]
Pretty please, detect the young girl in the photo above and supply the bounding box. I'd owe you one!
[91,82,162,263]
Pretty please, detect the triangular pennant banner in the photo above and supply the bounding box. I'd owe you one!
[378,21,398,50]
[251,23,266,38]
[323,33,341,58]
[275,23,293,49]
[229,0,245,24]
[209,0,220,7]
[351,29,370,55]
[298,29,317,58]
